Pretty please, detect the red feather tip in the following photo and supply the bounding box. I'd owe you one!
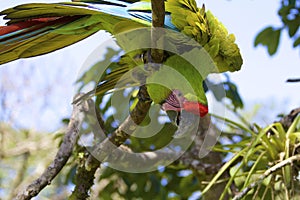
[162,90,208,117]
[183,101,208,117]
[0,18,60,36]
[0,17,80,36]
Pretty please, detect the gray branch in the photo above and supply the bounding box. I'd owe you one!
[15,94,89,200]
[86,86,152,167]
[233,155,300,200]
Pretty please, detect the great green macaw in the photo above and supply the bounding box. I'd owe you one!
[0,0,243,117]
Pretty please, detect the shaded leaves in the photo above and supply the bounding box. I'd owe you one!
[254,27,281,55]
[255,0,300,55]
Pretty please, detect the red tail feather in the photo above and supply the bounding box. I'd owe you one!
[0,17,80,36]
[183,101,208,117]
[0,18,60,36]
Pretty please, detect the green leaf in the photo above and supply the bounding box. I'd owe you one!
[278,5,293,18]
[211,114,255,136]
[205,77,243,110]
[229,165,245,187]
[293,36,300,47]
[76,47,122,92]
[243,152,266,188]
[254,26,281,55]
[288,0,296,6]
[286,114,300,140]
[286,17,300,37]
[202,147,249,195]
[225,81,244,109]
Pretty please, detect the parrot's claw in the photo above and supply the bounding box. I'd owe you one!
[143,50,161,72]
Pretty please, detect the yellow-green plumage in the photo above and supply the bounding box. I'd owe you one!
[204,11,243,72]
[165,0,242,73]
[0,2,148,64]
[166,0,210,47]
[146,48,210,105]
[0,0,243,112]
[0,0,243,72]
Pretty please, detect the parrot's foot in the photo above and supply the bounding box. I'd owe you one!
[142,50,162,72]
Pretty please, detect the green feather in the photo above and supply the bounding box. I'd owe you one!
[147,48,213,105]
[0,0,243,71]
[204,11,243,72]
[0,0,243,111]
[1,3,98,22]
[165,0,243,73]
[0,2,149,64]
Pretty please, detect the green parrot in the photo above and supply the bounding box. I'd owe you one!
[0,0,243,117]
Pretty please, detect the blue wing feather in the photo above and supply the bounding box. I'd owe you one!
[0,0,179,64]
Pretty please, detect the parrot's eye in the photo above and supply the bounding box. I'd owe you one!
[176,91,183,97]
[172,89,183,97]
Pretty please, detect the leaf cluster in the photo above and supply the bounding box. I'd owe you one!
[255,0,300,55]
[203,114,300,199]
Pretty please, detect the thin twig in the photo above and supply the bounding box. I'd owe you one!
[278,107,300,130]
[15,94,89,200]
[86,86,152,166]
[286,78,300,83]
[233,155,300,200]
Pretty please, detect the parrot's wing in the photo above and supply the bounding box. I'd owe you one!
[0,1,159,65]
[73,50,145,104]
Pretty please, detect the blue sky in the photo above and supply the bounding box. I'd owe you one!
[205,0,300,104]
[0,0,299,130]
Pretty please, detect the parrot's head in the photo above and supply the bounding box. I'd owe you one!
[161,90,208,117]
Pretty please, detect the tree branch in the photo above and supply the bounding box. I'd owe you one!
[150,0,165,63]
[278,107,300,130]
[86,0,166,166]
[86,85,152,166]
[70,89,152,198]
[286,78,300,82]
[233,155,300,200]
[68,99,102,199]
[151,0,165,28]
[15,94,89,200]
[69,150,100,200]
